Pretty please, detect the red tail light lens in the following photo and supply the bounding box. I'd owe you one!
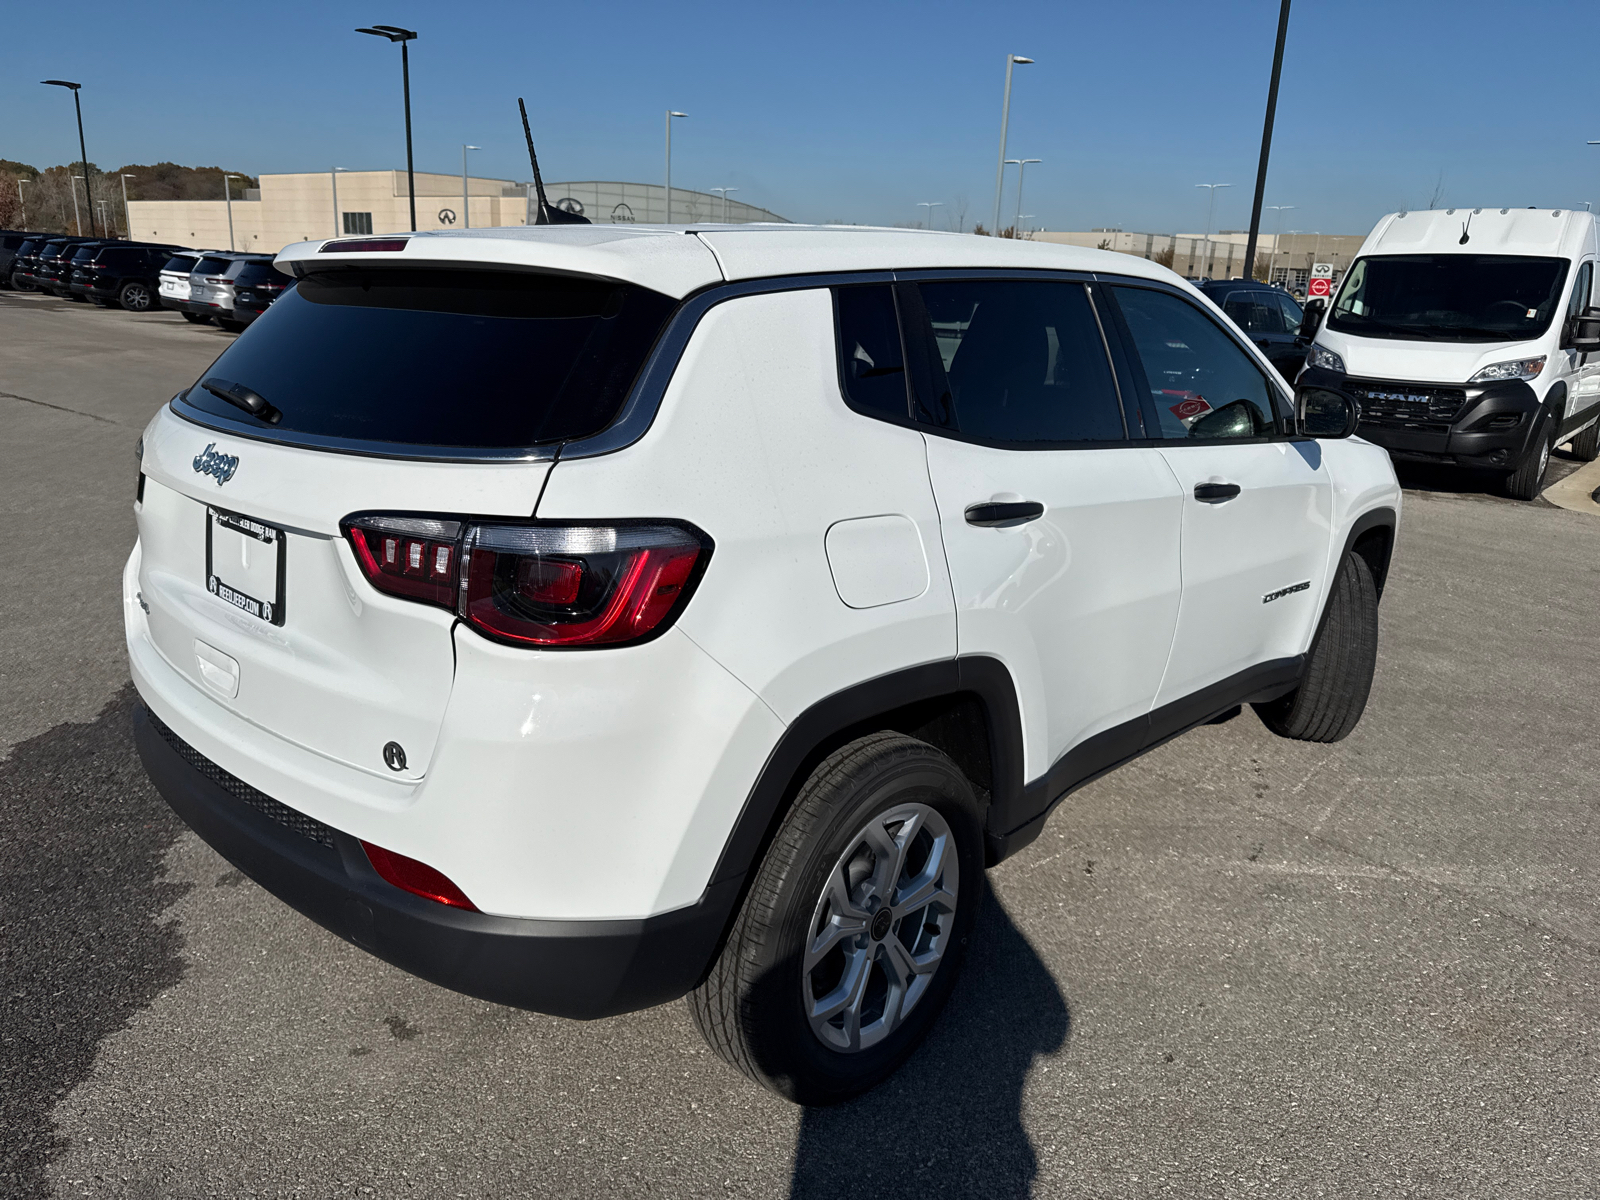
[321,237,409,253]
[361,841,478,910]
[341,514,711,648]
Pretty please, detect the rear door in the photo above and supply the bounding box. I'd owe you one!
[134,268,678,780]
[903,276,1184,790]
[1103,282,1333,707]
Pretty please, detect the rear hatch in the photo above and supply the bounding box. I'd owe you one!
[136,260,682,779]
[161,255,197,300]
[188,255,234,309]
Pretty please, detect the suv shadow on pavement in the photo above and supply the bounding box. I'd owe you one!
[1393,447,1585,500]
[788,892,1068,1199]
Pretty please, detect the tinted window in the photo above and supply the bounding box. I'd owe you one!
[1111,285,1276,441]
[1566,261,1593,322]
[183,269,677,449]
[162,255,198,274]
[1222,291,1285,334]
[194,256,234,275]
[834,285,908,421]
[17,239,41,256]
[2,235,23,249]
[1328,254,1568,342]
[1277,292,1304,332]
[233,260,292,285]
[911,280,1125,444]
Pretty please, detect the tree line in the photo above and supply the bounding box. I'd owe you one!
[0,161,259,236]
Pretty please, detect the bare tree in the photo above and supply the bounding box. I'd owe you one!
[952,194,969,234]
[1426,170,1447,210]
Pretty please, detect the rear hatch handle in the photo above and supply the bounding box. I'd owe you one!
[201,377,281,425]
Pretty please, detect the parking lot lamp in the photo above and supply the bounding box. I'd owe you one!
[917,200,943,229]
[120,174,137,239]
[70,175,85,235]
[665,111,687,223]
[330,167,350,237]
[1195,182,1231,279]
[16,178,28,227]
[461,145,480,228]
[1242,0,1293,283]
[992,54,1033,234]
[356,26,419,231]
[42,80,97,237]
[225,174,246,251]
[1009,159,1040,231]
[711,187,738,222]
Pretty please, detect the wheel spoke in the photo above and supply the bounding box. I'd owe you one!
[892,831,955,916]
[883,931,939,982]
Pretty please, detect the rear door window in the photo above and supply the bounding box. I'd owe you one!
[833,285,909,422]
[1222,291,1285,334]
[907,279,1126,444]
[181,268,677,450]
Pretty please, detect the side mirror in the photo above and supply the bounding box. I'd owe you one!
[1295,385,1359,438]
[1568,312,1600,353]
[1298,296,1326,340]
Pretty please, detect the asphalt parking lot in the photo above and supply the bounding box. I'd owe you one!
[3,287,1599,1199]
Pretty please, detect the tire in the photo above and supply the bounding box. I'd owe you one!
[9,273,32,291]
[1254,550,1378,743]
[1570,417,1600,463]
[689,732,984,1105]
[1502,412,1554,501]
[119,281,154,313]
[180,311,212,325]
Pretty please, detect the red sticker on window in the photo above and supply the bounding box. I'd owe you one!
[1166,395,1212,420]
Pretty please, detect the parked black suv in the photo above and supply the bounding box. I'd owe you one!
[1197,280,1314,381]
[21,238,93,294]
[71,244,180,311]
[0,232,44,287]
[229,258,295,327]
[43,240,116,299]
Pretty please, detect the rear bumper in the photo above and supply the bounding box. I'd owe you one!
[134,704,740,1019]
[160,294,202,313]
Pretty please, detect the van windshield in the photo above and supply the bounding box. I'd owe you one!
[180,268,677,450]
[1328,254,1568,342]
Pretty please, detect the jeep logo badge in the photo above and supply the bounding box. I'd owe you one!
[192,443,239,485]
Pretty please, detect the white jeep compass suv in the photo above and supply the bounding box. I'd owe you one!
[125,224,1400,1104]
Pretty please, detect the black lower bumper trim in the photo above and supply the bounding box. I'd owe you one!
[134,706,740,1019]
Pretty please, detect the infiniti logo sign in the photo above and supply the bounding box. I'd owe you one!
[192,443,239,485]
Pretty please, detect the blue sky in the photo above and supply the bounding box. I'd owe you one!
[6,0,1599,236]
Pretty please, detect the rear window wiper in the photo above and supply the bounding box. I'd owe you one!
[201,377,282,425]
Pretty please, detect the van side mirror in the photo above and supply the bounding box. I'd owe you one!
[1295,384,1359,438]
[1298,296,1326,340]
[1569,311,1600,353]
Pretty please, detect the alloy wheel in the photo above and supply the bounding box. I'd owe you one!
[803,802,959,1053]
[123,284,150,312]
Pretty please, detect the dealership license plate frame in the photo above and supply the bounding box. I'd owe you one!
[206,506,287,626]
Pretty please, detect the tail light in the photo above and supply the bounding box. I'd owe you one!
[341,514,712,649]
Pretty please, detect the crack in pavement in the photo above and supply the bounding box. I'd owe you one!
[0,389,121,426]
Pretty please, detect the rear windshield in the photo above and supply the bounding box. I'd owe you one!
[194,256,234,275]
[181,268,677,449]
[1329,254,1569,342]
[233,260,292,284]
[162,255,198,273]
[18,239,41,255]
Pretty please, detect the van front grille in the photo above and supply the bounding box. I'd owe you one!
[1348,380,1468,424]
[145,708,336,849]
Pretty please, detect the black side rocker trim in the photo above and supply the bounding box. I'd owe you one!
[134,706,739,1020]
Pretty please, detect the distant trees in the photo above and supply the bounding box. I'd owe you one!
[0,160,257,235]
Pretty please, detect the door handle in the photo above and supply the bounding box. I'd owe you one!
[964,500,1045,527]
[1193,482,1242,503]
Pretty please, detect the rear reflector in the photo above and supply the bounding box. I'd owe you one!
[361,841,478,910]
[320,237,409,253]
[341,514,712,649]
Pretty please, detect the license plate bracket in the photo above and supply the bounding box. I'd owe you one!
[206,506,286,626]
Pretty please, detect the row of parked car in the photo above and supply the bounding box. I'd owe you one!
[1,231,292,330]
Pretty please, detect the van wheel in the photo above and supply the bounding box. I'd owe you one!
[1502,414,1554,500]
[1570,419,1600,463]
[688,732,984,1105]
[1254,550,1378,743]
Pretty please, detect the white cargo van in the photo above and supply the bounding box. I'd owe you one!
[1301,208,1600,498]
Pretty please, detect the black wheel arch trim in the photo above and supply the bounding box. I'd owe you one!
[1341,505,1398,599]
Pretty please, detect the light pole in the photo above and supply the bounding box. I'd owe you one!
[225,174,246,251]
[120,173,137,239]
[1242,0,1293,282]
[1008,158,1040,231]
[916,201,944,230]
[17,178,28,228]
[991,53,1033,235]
[70,175,86,235]
[1195,183,1231,279]
[1264,204,1294,282]
[356,25,419,231]
[330,167,349,236]
[710,187,738,222]
[42,80,97,237]
[461,145,480,228]
[664,111,687,223]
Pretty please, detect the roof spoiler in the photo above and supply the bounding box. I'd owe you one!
[519,98,589,226]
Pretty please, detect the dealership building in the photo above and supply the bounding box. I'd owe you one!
[125,170,790,253]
